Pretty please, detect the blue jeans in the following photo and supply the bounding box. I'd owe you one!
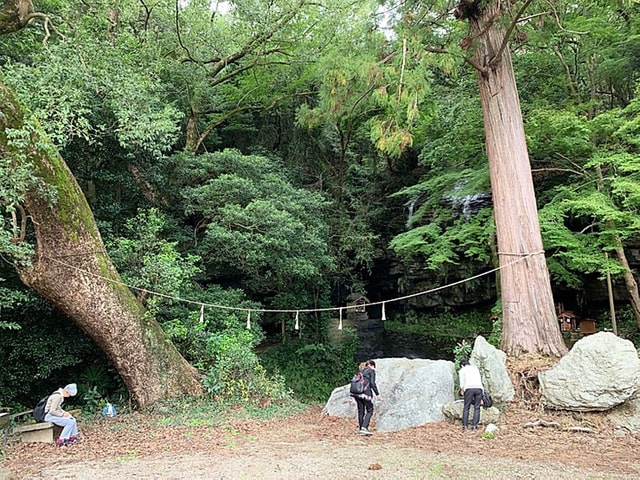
[45,413,78,440]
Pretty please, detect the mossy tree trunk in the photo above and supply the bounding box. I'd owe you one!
[0,81,202,409]
[457,0,567,357]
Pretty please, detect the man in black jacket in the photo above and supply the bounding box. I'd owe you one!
[351,360,380,435]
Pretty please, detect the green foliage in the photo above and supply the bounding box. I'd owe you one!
[77,363,125,410]
[384,308,492,341]
[537,105,640,289]
[5,40,183,156]
[4,0,640,413]
[107,208,201,315]
[600,304,640,347]
[487,301,502,348]
[526,109,593,159]
[202,328,291,405]
[259,335,359,402]
[390,209,495,270]
[0,279,28,330]
[1,118,55,266]
[161,284,263,365]
[171,149,335,305]
[389,81,494,275]
[452,340,472,371]
[0,299,97,406]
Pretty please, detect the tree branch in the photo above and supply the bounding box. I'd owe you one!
[490,0,533,68]
[25,12,65,47]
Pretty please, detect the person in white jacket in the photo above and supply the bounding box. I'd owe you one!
[44,383,79,446]
[458,359,484,432]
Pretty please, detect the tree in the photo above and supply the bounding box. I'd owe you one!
[455,0,567,356]
[382,0,567,356]
[0,1,202,408]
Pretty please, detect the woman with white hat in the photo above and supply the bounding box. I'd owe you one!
[44,383,79,446]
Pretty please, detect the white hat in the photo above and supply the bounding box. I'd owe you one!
[64,383,78,396]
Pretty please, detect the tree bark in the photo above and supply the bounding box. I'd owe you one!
[614,242,640,328]
[0,0,33,35]
[466,1,567,356]
[1,81,202,409]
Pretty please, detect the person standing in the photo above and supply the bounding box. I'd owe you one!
[44,383,80,446]
[458,359,484,432]
[351,360,380,435]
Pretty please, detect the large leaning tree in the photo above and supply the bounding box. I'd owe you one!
[453,0,567,356]
[0,1,202,408]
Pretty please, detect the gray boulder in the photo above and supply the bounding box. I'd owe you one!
[322,357,456,432]
[470,336,515,404]
[539,332,640,411]
[606,394,640,435]
[442,400,500,425]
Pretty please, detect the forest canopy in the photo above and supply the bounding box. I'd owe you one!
[2,0,640,407]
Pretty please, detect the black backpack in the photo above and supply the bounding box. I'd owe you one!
[32,395,50,422]
[481,389,493,408]
[349,370,368,395]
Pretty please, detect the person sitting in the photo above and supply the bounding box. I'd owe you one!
[44,383,79,446]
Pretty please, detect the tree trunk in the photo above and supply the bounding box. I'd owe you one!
[0,0,33,35]
[614,242,640,328]
[1,81,202,409]
[466,1,567,356]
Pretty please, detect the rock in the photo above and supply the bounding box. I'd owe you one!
[606,394,640,434]
[322,358,456,432]
[441,400,500,425]
[470,336,515,404]
[539,332,640,411]
[485,423,499,435]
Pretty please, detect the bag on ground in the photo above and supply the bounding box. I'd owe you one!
[481,389,493,408]
[102,403,117,417]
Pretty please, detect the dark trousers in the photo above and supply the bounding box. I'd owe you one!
[462,388,482,428]
[353,395,374,429]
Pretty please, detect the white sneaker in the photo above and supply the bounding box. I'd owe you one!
[359,428,373,435]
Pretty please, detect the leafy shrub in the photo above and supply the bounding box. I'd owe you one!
[384,309,493,340]
[487,300,502,348]
[452,339,472,370]
[202,329,291,404]
[259,334,359,402]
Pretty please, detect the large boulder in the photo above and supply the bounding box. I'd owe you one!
[470,336,515,404]
[322,358,456,432]
[539,332,640,411]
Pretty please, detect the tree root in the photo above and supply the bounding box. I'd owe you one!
[523,419,595,433]
[524,419,561,428]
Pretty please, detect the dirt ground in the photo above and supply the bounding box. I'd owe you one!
[2,403,640,480]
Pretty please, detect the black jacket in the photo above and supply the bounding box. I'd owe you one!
[362,366,379,396]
